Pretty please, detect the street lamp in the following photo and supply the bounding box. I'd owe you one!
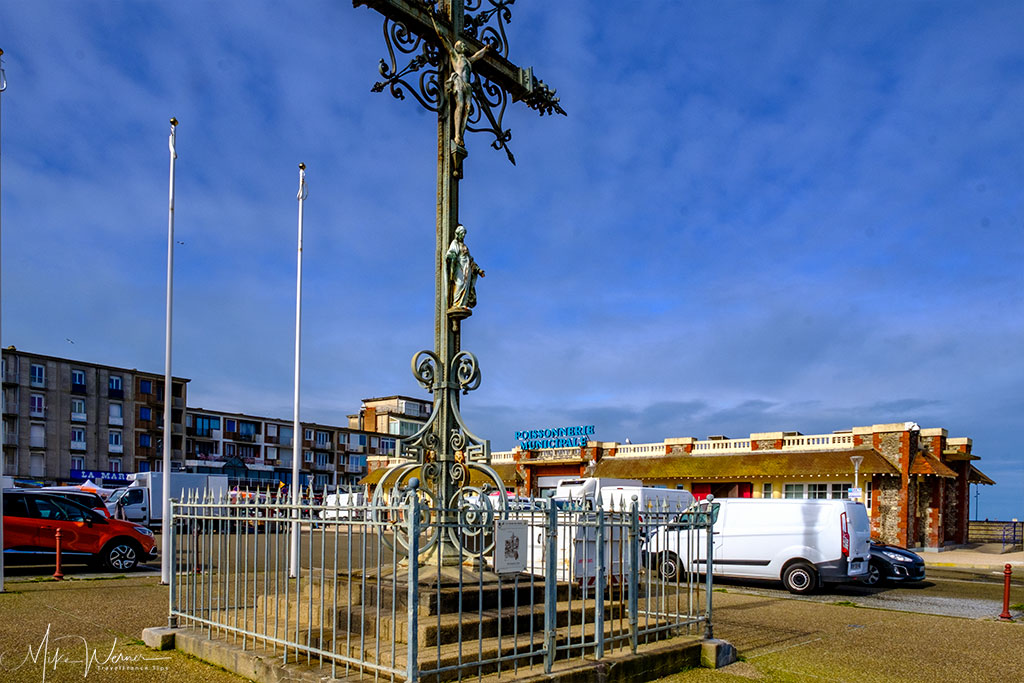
[849,455,864,502]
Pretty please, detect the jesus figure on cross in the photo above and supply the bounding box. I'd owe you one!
[435,27,491,146]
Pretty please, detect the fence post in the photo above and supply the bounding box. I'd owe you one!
[544,500,557,674]
[406,480,420,681]
[168,500,178,628]
[628,496,639,654]
[704,499,714,639]
[595,502,605,660]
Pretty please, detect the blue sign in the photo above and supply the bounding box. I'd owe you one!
[515,425,595,450]
[70,469,133,482]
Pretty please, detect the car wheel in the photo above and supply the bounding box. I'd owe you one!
[782,562,817,595]
[658,552,683,582]
[863,561,884,587]
[103,540,141,571]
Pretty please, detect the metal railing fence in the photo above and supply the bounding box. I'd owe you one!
[168,487,714,681]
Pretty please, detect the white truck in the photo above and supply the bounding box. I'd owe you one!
[106,472,229,528]
[645,497,871,594]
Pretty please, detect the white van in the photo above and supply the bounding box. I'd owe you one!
[646,497,871,594]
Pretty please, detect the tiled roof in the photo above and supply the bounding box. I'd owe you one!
[909,452,957,478]
[968,465,996,486]
[591,447,900,480]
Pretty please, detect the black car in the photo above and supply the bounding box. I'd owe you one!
[862,538,926,586]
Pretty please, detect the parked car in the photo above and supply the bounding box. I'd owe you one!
[3,489,157,571]
[862,538,926,586]
[36,487,112,518]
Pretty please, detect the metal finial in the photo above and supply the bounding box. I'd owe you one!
[169,117,178,127]
[298,162,306,170]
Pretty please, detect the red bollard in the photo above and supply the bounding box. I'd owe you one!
[53,529,65,581]
[999,564,1013,621]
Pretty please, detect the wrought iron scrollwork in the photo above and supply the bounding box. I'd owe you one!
[411,350,441,392]
[372,19,443,112]
[462,0,514,60]
[452,350,482,394]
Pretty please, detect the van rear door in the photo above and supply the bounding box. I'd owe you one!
[845,502,871,561]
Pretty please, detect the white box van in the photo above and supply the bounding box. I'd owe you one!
[646,497,871,594]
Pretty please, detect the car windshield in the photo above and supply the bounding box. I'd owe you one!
[107,488,127,504]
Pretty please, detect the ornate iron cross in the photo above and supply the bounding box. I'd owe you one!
[353,0,564,563]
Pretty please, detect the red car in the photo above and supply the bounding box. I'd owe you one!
[3,489,157,570]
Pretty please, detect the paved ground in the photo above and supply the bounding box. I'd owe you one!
[0,543,1020,682]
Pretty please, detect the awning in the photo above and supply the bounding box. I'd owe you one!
[968,465,996,486]
[591,447,900,480]
[909,452,957,478]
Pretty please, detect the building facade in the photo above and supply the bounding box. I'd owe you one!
[349,395,431,474]
[1,347,188,484]
[1,347,384,491]
[184,408,386,490]
[496,422,993,550]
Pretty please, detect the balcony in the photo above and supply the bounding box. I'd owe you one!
[70,382,87,395]
[109,416,124,426]
[71,439,87,451]
[71,412,87,423]
[173,397,184,409]
[172,423,184,435]
[109,443,124,454]
[108,388,124,400]
[29,407,46,419]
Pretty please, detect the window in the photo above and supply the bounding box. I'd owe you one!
[109,403,123,425]
[139,434,151,448]
[108,375,122,391]
[224,419,236,433]
[138,461,150,472]
[808,483,829,499]
[304,429,313,441]
[194,415,220,437]
[316,453,330,467]
[380,437,395,454]
[30,393,45,417]
[109,458,122,473]
[831,483,852,500]
[783,484,804,499]
[762,483,773,499]
[30,423,46,448]
[304,450,313,463]
[71,369,86,387]
[866,481,873,508]
[315,430,330,447]
[71,427,86,448]
[239,421,257,437]
[225,443,235,456]
[280,427,293,446]
[30,364,45,387]
[109,430,122,447]
[71,456,84,470]
[71,398,86,421]
[139,406,152,421]
[140,379,152,394]
[266,446,278,461]
[267,424,278,437]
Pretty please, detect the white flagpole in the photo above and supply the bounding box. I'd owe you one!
[161,117,178,585]
[290,163,307,578]
[0,47,8,594]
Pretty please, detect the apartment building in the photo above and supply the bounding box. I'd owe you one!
[185,408,391,490]
[348,395,431,473]
[1,347,188,484]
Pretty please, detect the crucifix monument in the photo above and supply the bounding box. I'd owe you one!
[352,0,565,564]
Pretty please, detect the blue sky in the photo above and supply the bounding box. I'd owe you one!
[2,1,1021,519]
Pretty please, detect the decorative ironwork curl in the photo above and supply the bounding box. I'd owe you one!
[452,350,482,394]
[372,19,443,112]
[462,0,514,60]
[411,349,441,392]
[422,461,441,486]
[450,429,467,453]
[449,461,467,485]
